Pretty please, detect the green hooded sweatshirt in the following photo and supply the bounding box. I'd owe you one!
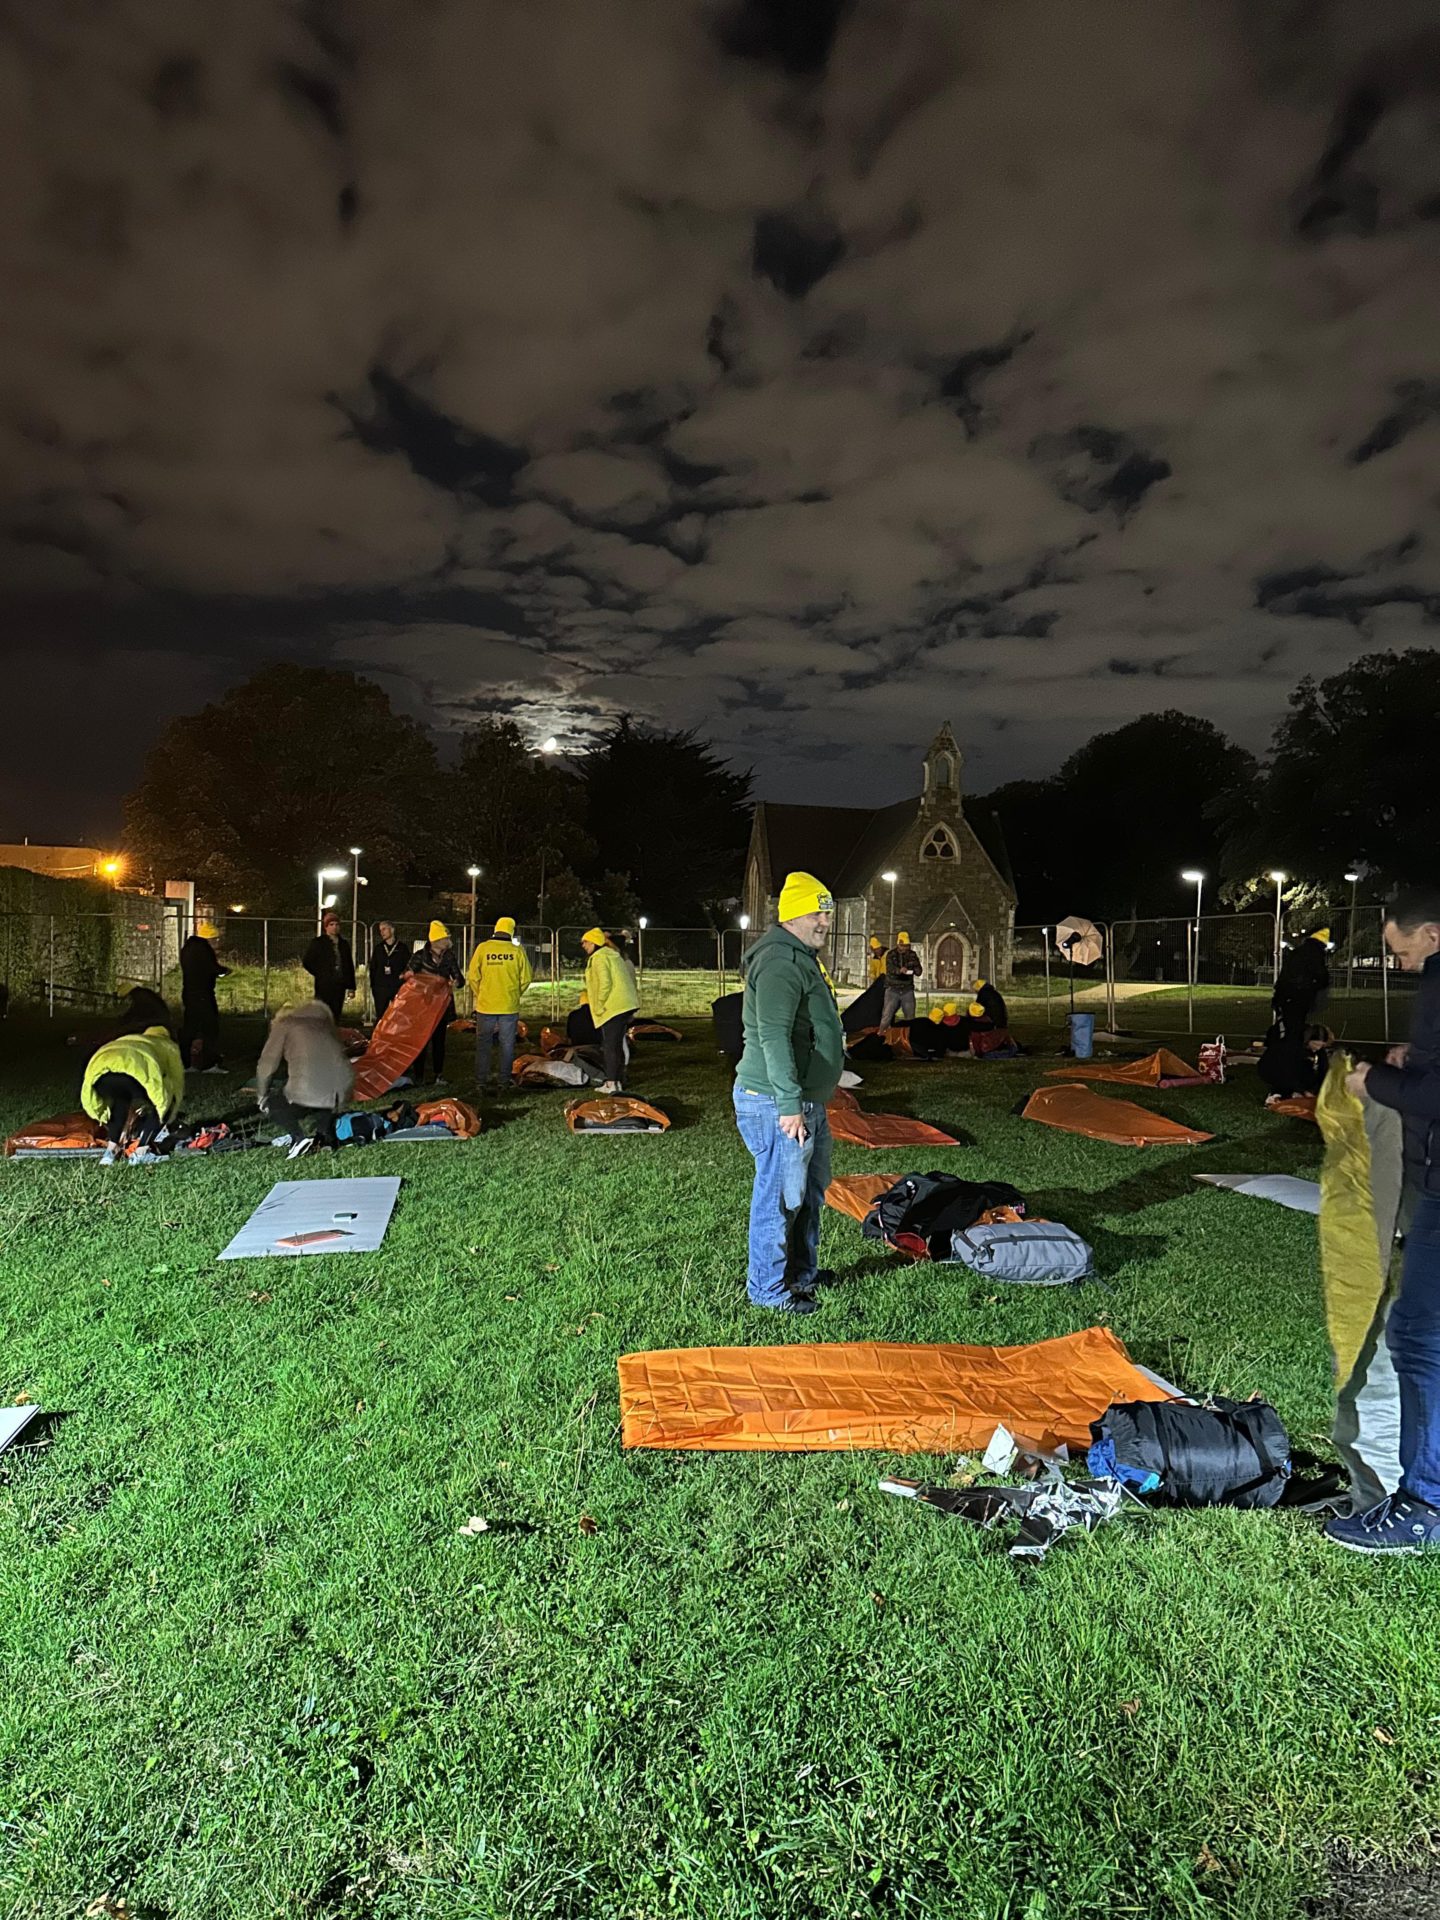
[735,924,846,1117]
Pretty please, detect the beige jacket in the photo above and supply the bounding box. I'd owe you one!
[256,1000,355,1111]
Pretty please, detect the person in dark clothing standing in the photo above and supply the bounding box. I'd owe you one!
[972,978,1009,1029]
[1327,889,1440,1555]
[408,920,462,1081]
[303,910,356,1021]
[880,931,923,1029]
[178,921,229,1071]
[1273,927,1330,1038]
[368,920,409,1022]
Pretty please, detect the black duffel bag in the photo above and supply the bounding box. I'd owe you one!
[1087,1397,1293,1508]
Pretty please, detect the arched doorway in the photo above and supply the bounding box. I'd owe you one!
[934,933,968,991]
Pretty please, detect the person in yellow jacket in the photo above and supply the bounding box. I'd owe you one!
[867,936,886,982]
[466,915,534,1093]
[581,926,640,1092]
[82,1025,185,1165]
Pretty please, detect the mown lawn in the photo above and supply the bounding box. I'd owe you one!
[1,1010,1436,1920]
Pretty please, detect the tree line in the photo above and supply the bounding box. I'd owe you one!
[123,648,1440,927]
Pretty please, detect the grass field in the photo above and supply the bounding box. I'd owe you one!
[1,1008,1437,1920]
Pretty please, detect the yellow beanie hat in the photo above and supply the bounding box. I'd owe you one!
[777,872,834,920]
[494,916,516,936]
[428,920,450,942]
[973,978,987,990]
[581,926,606,947]
[196,921,220,940]
[943,1000,959,1016]
[968,1001,987,1019]
[897,929,911,944]
[928,1007,944,1023]
[1312,927,1331,943]
[869,936,882,949]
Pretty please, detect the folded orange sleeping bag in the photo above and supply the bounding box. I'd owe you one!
[618,1326,1171,1453]
[826,1089,958,1150]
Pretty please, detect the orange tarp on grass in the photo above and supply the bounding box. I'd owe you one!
[565,1096,670,1132]
[1045,1048,1202,1087]
[826,1089,958,1150]
[824,1173,894,1222]
[1267,1093,1319,1124]
[414,1097,482,1138]
[4,1112,105,1156]
[351,973,454,1100]
[618,1325,1172,1453]
[1023,1084,1213,1147]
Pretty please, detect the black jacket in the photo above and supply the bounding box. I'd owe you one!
[409,943,461,986]
[179,935,227,1003]
[975,982,1008,1027]
[1367,952,1440,1198]
[303,931,356,995]
[1272,938,1328,1018]
[368,938,409,996]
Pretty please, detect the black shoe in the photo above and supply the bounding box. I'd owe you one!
[810,1269,838,1290]
[774,1294,820,1315]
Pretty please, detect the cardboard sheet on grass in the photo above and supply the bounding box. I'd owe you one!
[350,974,453,1100]
[1022,1084,1212,1147]
[5,1112,105,1157]
[619,1325,1171,1453]
[1046,1048,1204,1088]
[218,1177,401,1259]
[826,1088,958,1150]
[1194,1173,1320,1214]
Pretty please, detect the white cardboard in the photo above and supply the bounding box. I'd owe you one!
[218,1177,401,1259]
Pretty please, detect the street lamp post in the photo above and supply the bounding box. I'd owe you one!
[881,871,898,946]
[348,848,363,975]
[467,866,481,970]
[1344,870,1360,998]
[638,914,647,979]
[316,865,347,929]
[1269,871,1287,983]
[1181,870,1204,1032]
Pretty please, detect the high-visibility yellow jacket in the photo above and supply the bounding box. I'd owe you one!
[81,1027,185,1123]
[466,937,534,1015]
[586,942,639,1028]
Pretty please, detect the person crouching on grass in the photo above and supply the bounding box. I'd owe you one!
[82,1023,185,1166]
[732,871,846,1314]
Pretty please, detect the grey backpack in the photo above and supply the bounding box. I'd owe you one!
[947,1220,1093,1285]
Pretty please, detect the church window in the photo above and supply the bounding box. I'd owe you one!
[922,827,958,861]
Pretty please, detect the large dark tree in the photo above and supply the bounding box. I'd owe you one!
[123,665,440,912]
[1220,649,1440,895]
[450,719,592,920]
[986,711,1257,924]
[580,718,752,925]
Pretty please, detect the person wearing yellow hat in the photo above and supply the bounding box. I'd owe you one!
[733,871,843,1313]
[466,915,534,1094]
[880,926,923,1030]
[83,1021,185,1165]
[581,928,640,1092]
[178,916,230,1072]
[409,920,463,1082]
[1272,922,1331,1045]
[867,935,886,983]
[303,908,356,1022]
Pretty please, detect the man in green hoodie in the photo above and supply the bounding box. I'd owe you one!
[733,870,847,1312]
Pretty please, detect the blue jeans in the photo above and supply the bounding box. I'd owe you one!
[733,1086,832,1307]
[475,1013,518,1088]
[1387,1193,1440,1507]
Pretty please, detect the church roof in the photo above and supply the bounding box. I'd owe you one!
[759,797,918,899]
[756,793,1015,900]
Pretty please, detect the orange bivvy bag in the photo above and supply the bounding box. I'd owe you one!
[824,1173,896,1222]
[1022,1084,1212,1147]
[826,1089,958,1150]
[1045,1048,1204,1088]
[350,974,454,1101]
[618,1326,1172,1454]
[565,1096,670,1133]
[4,1112,106,1156]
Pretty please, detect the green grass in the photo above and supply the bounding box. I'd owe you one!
[1,1013,1436,1919]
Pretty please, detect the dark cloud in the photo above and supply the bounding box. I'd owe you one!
[1,0,1439,841]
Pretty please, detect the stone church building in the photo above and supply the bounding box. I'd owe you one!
[742,725,1017,989]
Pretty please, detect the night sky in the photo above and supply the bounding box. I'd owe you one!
[4,0,1439,841]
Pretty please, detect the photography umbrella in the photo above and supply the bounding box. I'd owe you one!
[1054,916,1104,1016]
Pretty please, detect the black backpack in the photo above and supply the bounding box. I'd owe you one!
[862,1172,1026,1261]
[1088,1397,1292,1508]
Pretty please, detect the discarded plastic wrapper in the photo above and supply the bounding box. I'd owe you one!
[880,1469,1129,1563]
[982,1424,1019,1474]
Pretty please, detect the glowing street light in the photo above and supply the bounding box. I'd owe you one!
[1344,868,1361,995]
[316,865,347,926]
[881,870,898,945]
[738,913,750,932]
[1180,870,1205,1025]
[637,915,647,975]
[1269,870,1287,981]
[466,864,481,960]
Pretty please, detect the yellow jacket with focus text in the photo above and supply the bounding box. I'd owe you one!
[82,1027,185,1124]
[466,937,534,1015]
[585,942,640,1028]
